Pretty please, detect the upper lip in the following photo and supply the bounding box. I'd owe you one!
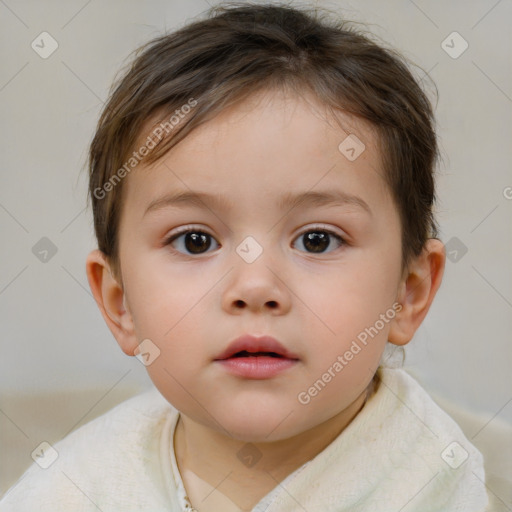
[214,335,300,360]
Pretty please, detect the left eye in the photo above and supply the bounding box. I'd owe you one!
[292,228,345,254]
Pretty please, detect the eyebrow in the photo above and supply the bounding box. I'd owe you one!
[143,189,372,218]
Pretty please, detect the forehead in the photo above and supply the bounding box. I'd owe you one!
[121,89,391,221]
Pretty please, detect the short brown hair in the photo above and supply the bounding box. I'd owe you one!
[87,2,439,283]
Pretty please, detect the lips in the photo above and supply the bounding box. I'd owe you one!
[214,334,300,361]
[213,334,300,379]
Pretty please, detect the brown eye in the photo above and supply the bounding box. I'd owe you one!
[293,229,344,254]
[166,230,219,255]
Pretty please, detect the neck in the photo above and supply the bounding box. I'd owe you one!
[174,384,373,511]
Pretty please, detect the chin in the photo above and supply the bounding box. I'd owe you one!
[215,409,305,444]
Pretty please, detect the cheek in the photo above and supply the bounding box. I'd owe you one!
[125,258,201,333]
[298,265,395,330]
[296,264,397,378]
[134,302,209,411]
[126,267,218,360]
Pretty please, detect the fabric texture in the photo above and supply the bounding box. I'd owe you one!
[0,368,489,511]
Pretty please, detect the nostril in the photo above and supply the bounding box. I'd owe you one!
[233,300,278,308]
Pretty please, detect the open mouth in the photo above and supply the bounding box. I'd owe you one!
[213,335,300,378]
[215,350,298,379]
[230,351,285,358]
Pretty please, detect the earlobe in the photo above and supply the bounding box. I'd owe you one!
[388,239,446,346]
[85,249,138,356]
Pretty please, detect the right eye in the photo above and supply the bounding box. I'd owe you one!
[164,228,220,256]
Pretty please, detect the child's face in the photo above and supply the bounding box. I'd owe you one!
[114,90,405,441]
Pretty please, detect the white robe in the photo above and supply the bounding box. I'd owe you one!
[0,368,489,511]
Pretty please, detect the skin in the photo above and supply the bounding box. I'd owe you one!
[86,88,445,511]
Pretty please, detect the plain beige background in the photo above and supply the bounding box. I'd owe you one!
[1,0,511,506]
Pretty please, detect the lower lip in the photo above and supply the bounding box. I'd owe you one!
[215,356,298,379]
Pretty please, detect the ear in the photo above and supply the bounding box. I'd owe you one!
[388,238,446,346]
[85,249,138,356]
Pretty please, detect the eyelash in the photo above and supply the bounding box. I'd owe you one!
[164,225,347,256]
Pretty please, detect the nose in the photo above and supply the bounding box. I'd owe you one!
[221,254,292,315]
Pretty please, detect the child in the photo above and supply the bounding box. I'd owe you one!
[0,3,489,511]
